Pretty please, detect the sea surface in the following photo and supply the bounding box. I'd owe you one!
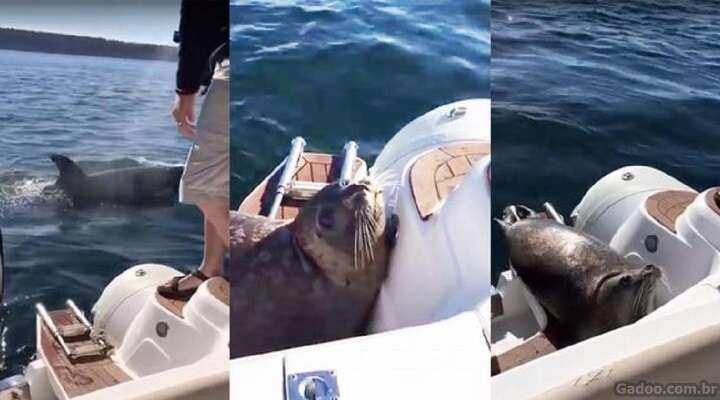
[492,0,720,281]
[0,49,202,376]
[230,0,490,206]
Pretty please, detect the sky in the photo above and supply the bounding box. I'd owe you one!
[0,0,181,45]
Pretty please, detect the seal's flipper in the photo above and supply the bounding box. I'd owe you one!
[50,154,86,179]
[385,213,400,250]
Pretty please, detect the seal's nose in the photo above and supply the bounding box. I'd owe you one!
[344,183,369,195]
[344,183,372,209]
[643,264,661,278]
[502,205,523,225]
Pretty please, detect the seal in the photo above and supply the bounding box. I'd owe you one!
[48,154,183,208]
[230,179,396,358]
[498,205,662,342]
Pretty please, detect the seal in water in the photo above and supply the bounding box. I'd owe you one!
[230,180,396,358]
[48,154,183,208]
[498,205,661,342]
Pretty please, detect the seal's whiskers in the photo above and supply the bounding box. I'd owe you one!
[351,203,378,272]
[362,206,376,264]
[354,208,361,271]
[632,277,651,320]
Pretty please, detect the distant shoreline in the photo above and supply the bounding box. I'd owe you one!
[0,27,177,62]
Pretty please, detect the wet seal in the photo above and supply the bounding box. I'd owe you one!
[497,205,661,342]
[230,180,397,358]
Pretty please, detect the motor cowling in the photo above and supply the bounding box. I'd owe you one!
[92,264,179,347]
[572,166,693,243]
[572,166,720,303]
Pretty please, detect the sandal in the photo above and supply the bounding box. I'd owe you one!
[157,270,210,301]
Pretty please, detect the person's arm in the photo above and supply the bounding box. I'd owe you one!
[176,0,228,95]
[173,0,228,139]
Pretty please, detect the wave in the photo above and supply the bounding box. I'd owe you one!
[0,170,65,212]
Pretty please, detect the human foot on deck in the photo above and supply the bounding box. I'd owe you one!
[157,269,212,301]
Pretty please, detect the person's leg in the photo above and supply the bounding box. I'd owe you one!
[158,62,229,299]
[172,211,226,291]
[198,199,230,248]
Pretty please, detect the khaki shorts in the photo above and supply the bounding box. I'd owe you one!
[179,61,230,205]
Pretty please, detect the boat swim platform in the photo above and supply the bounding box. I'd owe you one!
[40,309,131,398]
[239,152,366,220]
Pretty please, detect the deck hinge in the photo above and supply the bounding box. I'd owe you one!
[285,368,339,400]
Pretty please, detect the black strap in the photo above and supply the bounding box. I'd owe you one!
[192,269,210,281]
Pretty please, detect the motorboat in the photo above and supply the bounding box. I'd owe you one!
[231,99,492,399]
[0,239,229,398]
[492,166,720,399]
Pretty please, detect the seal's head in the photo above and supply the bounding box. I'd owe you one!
[594,264,662,326]
[291,179,388,287]
[497,204,544,229]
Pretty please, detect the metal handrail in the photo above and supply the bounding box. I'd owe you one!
[36,303,73,357]
[267,137,306,219]
[338,141,358,187]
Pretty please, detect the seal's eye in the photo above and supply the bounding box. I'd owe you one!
[317,208,335,230]
[619,275,632,286]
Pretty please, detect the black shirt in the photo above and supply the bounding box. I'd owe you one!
[176,0,229,94]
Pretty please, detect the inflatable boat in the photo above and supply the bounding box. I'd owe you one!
[231,99,492,399]
[492,167,720,399]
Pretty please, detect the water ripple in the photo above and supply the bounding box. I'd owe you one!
[230,0,489,205]
[0,49,203,376]
[492,0,720,279]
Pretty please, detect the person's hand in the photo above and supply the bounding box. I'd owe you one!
[172,93,197,139]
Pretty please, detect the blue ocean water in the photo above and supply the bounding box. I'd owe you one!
[492,1,720,280]
[230,0,490,206]
[0,49,202,376]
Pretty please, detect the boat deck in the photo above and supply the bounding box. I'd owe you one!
[645,190,697,233]
[40,309,131,398]
[491,319,574,375]
[410,142,489,219]
[707,188,720,217]
[0,380,30,400]
[491,288,578,375]
[239,152,366,219]
[156,277,230,318]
